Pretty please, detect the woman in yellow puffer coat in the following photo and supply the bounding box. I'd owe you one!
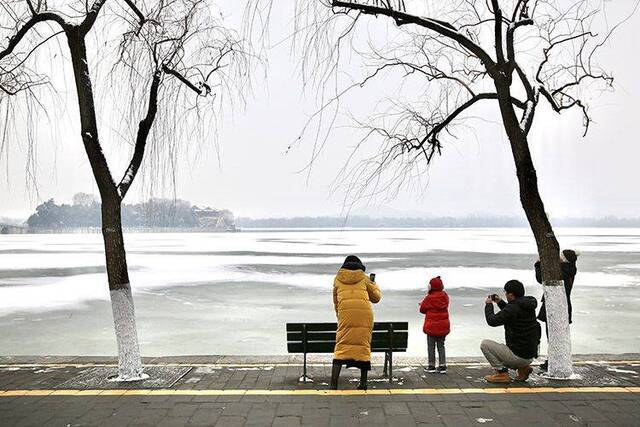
[330,255,381,390]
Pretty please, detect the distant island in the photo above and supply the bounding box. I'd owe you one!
[0,193,235,233]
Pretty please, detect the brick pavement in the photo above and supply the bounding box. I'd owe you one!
[1,355,639,426]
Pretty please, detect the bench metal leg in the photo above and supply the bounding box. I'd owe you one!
[303,353,308,383]
[388,352,393,384]
[383,352,389,377]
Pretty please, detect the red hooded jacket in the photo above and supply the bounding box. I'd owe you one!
[419,277,451,337]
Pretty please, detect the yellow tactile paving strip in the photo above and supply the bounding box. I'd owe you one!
[0,387,638,397]
[0,360,638,369]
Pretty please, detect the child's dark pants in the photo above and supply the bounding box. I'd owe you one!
[427,335,446,367]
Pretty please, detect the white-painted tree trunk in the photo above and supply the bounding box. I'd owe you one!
[110,288,146,381]
[542,280,573,379]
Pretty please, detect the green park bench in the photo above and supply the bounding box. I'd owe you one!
[286,322,409,383]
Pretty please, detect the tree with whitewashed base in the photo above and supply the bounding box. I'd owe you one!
[292,0,635,378]
[1,0,251,380]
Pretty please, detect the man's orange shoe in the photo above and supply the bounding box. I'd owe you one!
[484,371,511,383]
[516,366,533,382]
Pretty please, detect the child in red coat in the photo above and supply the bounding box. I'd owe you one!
[419,276,450,373]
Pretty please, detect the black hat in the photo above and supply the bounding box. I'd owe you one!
[562,249,579,264]
[342,255,366,272]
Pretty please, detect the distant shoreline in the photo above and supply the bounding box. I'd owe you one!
[236,215,640,229]
[0,226,238,235]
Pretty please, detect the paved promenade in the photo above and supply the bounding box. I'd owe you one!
[1,354,639,426]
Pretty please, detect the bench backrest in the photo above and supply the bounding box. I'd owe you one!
[286,322,408,353]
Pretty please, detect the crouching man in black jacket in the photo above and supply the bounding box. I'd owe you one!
[481,280,541,383]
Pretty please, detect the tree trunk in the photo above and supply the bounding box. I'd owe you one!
[494,79,573,379]
[102,199,145,381]
[66,28,144,380]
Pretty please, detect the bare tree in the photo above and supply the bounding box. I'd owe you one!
[1,0,250,380]
[295,0,630,378]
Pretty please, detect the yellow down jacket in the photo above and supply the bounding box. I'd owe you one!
[333,268,382,362]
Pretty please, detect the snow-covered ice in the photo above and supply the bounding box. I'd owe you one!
[1,228,640,356]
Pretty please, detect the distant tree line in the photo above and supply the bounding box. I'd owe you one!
[26,194,234,230]
[236,215,640,229]
[0,216,23,226]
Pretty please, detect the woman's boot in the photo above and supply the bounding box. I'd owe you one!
[357,368,368,390]
[330,362,341,390]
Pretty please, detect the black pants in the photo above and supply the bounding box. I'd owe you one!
[330,362,368,390]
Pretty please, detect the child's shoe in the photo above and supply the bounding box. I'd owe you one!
[425,365,437,373]
[437,366,447,374]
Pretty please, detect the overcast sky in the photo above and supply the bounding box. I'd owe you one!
[1,0,639,220]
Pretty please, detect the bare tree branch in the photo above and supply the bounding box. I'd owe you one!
[117,70,162,199]
[539,85,590,136]
[330,0,499,76]
[0,12,67,62]
[417,92,526,152]
[489,0,506,65]
[506,18,533,68]
[79,0,107,34]
[162,64,208,96]
[121,0,147,27]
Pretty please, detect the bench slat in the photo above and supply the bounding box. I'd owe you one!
[287,331,408,344]
[288,343,335,353]
[287,324,408,331]
[287,337,408,351]
[372,322,408,331]
[287,342,407,353]
[287,322,408,333]
[286,323,337,332]
[373,335,407,347]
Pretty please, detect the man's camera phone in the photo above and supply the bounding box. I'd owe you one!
[370,273,376,282]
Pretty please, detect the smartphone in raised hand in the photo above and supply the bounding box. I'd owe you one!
[369,273,376,282]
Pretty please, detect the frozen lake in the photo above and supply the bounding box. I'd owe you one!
[1,228,639,357]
